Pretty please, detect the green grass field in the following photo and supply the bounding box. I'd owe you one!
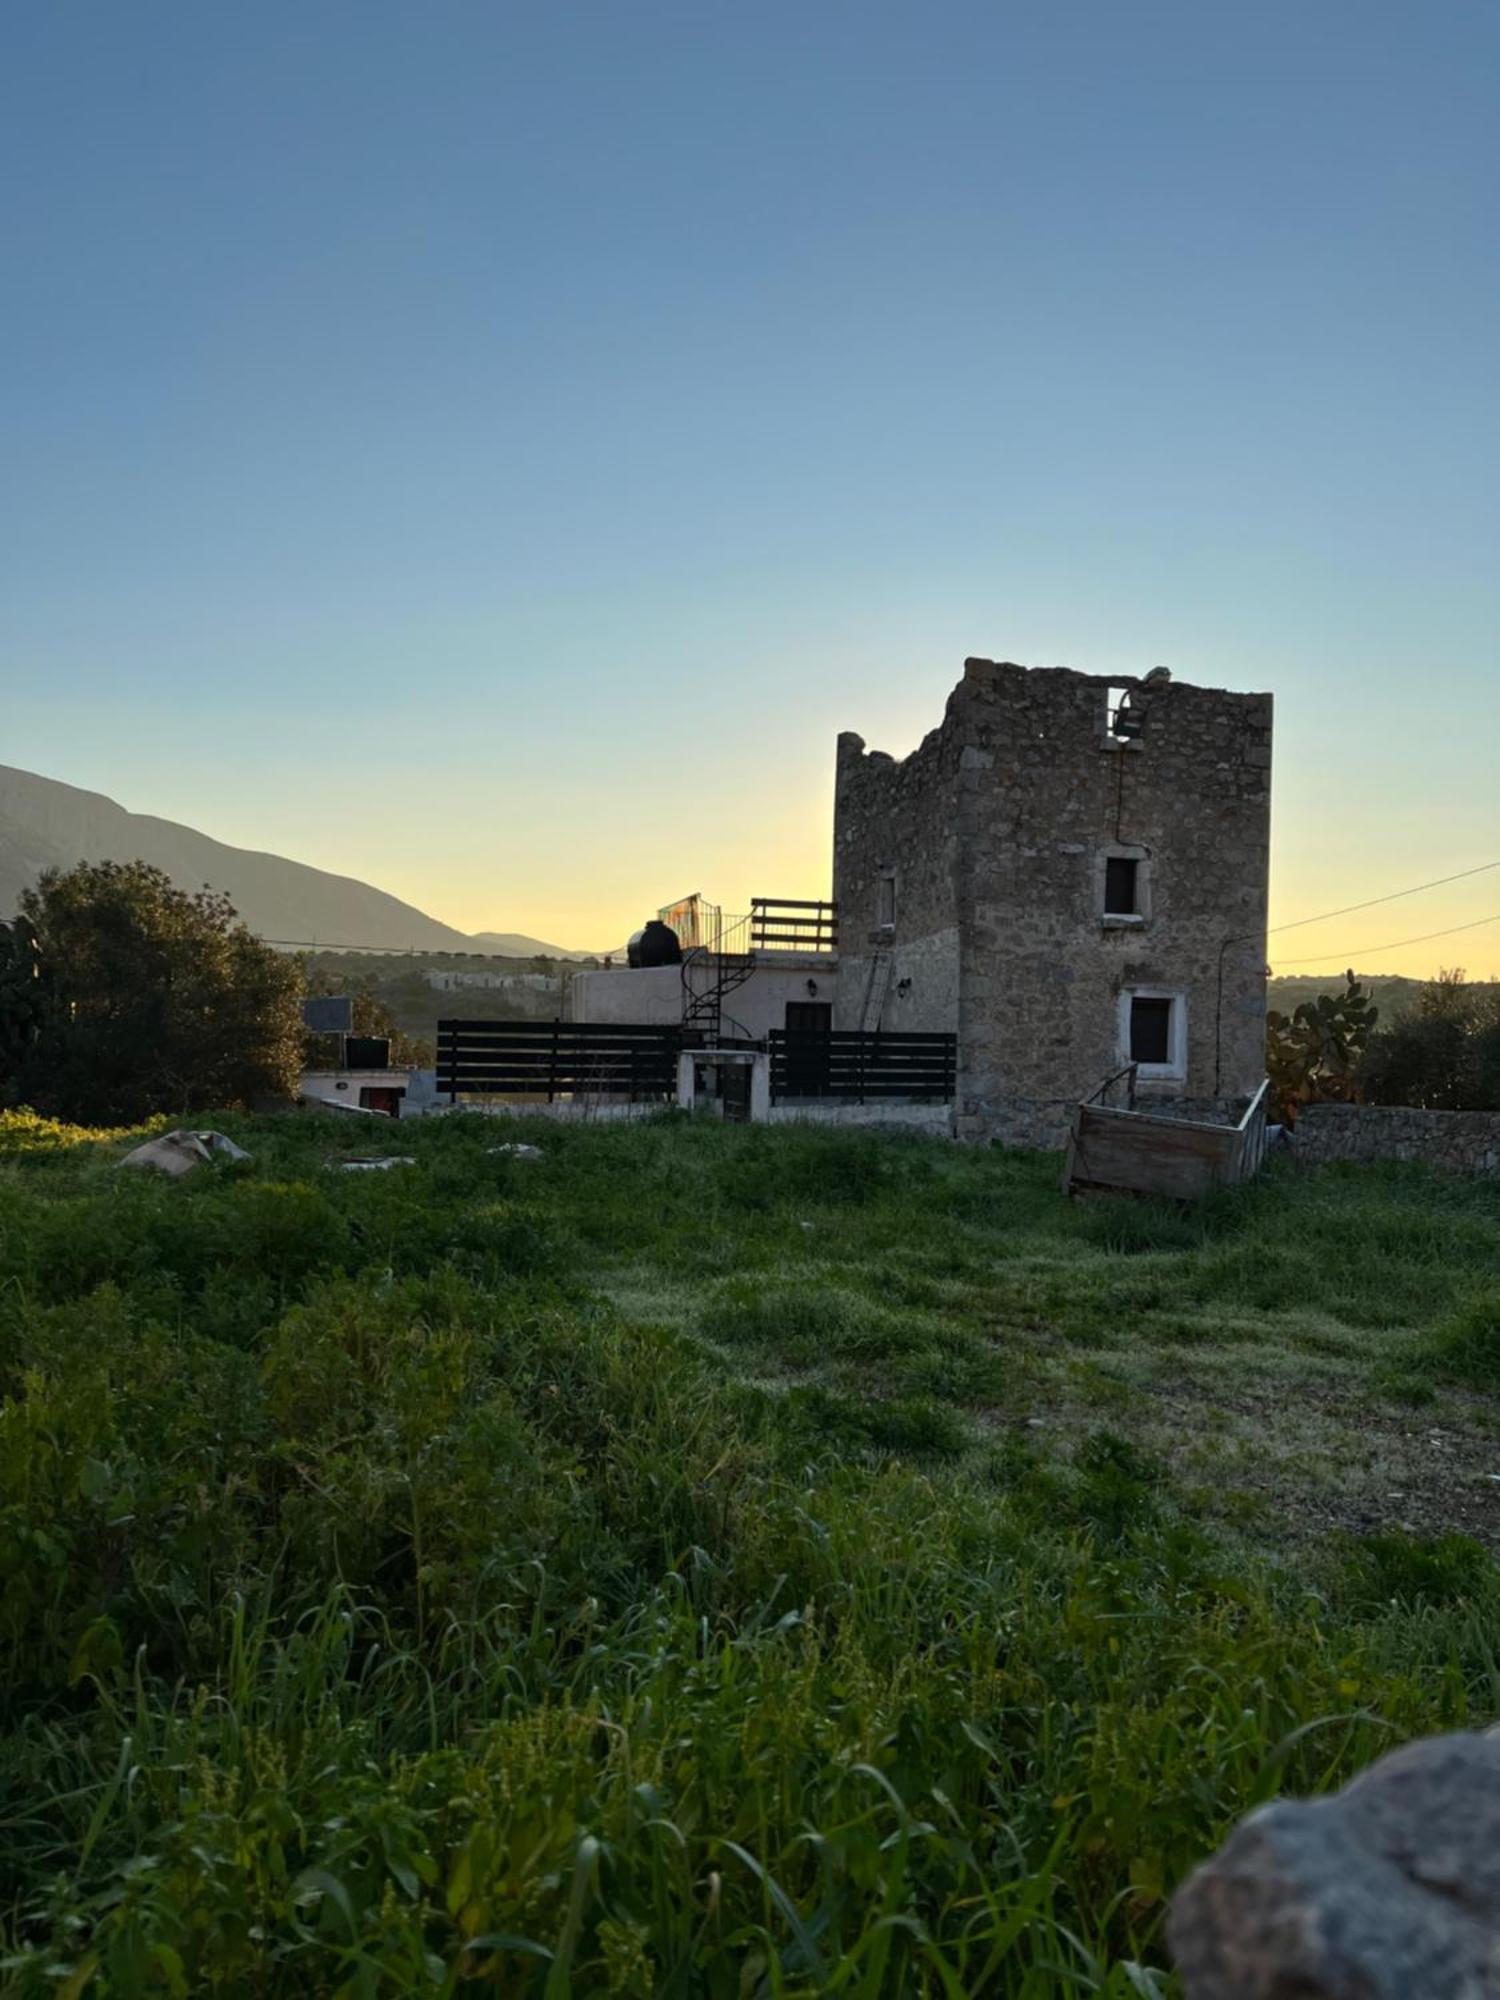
[2,1108,1499,1996]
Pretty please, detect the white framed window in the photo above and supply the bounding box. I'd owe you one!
[1118,987,1187,1081]
[1099,845,1150,925]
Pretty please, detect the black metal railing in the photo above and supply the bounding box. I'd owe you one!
[437,1019,681,1102]
[768,1028,955,1104]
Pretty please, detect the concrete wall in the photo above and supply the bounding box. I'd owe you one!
[765,1100,954,1136]
[423,1099,664,1124]
[300,1068,410,1113]
[1295,1103,1500,1173]
[833,658,1272,1149]
[836,929,960,1035]
[570,958,836,1040]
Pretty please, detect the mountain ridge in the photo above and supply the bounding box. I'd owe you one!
[0,765,594,959]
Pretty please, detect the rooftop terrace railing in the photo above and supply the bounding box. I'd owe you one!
[749,899,839,953]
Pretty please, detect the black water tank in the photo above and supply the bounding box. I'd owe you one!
[345,1035,392,1069]
[627,920,682,969]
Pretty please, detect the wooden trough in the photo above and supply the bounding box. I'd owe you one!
[1064,1075,1272,1201]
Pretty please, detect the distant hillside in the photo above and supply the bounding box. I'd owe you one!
[1268,974,1499,1018]
[468,931,607,962]
[0,766,546,954]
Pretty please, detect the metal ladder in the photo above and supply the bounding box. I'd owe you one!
[858,949,892,1033]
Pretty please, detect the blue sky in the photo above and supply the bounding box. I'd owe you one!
[4,2,1497,966]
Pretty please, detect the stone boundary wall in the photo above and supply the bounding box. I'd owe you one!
[1296,1103,1500,1173]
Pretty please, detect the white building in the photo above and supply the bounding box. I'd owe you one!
[426,969,560,995]
[300,1068,411,1117]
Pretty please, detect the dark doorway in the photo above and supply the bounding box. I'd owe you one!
[358,1086,404,1117]
[719,1061,752,1123]
[782,1000,832,1097]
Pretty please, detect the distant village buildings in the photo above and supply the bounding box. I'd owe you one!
[425,968,561,996]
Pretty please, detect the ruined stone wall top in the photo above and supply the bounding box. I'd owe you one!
[835,659,1271,940]
[833,681,969,951]
[953,657,1270,947]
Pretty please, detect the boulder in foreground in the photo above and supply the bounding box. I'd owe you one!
[118,1130,250,1177]
[1170,1731,1500,1997]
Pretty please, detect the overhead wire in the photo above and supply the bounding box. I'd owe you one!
[261,937,584,959]
[1267,859,1500,936]
[260,859,1500,966]
[1272,909,1500,968]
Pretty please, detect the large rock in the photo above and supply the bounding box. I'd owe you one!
[118,1130,250,1177]
[1169,1732,1500,1997]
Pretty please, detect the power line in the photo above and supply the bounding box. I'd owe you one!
[260,856,1500,966]
[1268,859,1500,935]
[1273,909,1500,967]
[262,938,585,960]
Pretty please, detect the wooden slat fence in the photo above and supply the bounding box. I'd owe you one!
[750,899,839,952]
[437,1019,681,1102]
[769,1028,956,1104]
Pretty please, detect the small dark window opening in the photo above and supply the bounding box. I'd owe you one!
[1129,996,1173,1066]
[877,874,897,929]
[1104,856,1140,915]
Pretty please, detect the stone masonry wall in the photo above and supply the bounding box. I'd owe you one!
[956,659,1271,1144]
[832,657,1272,1148]
[833,716,962,1034]
[1295,1103,1500,1173]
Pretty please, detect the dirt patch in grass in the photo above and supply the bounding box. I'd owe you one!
[1118,1370,1500,1556]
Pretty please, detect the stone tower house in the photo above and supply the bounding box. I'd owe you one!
[834,657,1272,1145]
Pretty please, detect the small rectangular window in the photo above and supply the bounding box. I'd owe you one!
[1129,995,1173,1066]
[877,875,896,929]
[1104,856,1140,915]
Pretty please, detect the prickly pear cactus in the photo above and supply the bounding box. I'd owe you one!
[1266,968,1379,1123]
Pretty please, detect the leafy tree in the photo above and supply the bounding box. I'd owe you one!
[1266,970,1378,1124]
[16,861,304,1124]
[1361,968,1500,1111]
[0,917,49,1091]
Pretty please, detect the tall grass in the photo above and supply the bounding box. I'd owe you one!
[0,1109,1495,1994]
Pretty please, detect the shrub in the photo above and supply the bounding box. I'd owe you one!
[1361,970,1500,1113]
